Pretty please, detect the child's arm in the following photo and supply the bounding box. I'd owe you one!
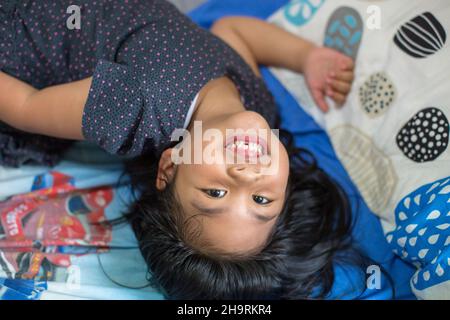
[211,16,316,76]
[0,71,90,140]
[211,16,354,112]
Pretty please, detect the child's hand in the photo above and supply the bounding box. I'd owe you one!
[303,46,355,113]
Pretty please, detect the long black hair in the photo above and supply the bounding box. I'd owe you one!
[118,129,376,299]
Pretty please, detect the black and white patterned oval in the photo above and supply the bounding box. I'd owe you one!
[396,108,449,163]
[359,72,396,117]
[394,12,447,58]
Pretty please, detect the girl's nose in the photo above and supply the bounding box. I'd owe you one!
[227,165,261,182]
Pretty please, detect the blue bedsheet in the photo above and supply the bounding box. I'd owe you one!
[190,0,416,300]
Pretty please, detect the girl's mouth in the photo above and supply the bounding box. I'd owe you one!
[224,134,268,159]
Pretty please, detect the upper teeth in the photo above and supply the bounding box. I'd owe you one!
[229,141,263,154]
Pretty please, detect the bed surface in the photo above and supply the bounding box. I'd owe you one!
[0,0,416,300]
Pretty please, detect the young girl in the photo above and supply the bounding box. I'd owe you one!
[0,0,359,299]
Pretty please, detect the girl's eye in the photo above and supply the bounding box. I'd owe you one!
[253,195,272,205]
[203,189,227,198]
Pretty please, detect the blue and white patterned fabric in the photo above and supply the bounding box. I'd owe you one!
[268,0,450,299]
[283,0,325,26]
[386,177,450,299]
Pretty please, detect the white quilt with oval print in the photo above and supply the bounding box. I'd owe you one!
[268,0,450,299]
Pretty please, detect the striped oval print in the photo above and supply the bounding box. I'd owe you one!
[394,12,447,58]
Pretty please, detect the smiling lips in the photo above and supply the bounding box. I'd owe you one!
[225,134,268,159]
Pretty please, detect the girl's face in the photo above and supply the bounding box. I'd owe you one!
[157,110,290,254]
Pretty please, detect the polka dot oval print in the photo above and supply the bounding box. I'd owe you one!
[394,12,447,59]
[396,108,449,163]
[359,72,396,117]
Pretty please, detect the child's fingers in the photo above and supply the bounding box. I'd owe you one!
[311,88,329,113]
[327,78,351,95]
[327,89,347,106]
[331,71,354,83]
[340,56,355,71]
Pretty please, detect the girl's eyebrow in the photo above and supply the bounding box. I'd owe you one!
[190,202,277,222]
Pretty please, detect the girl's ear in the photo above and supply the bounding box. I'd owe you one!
[156,148,176,190]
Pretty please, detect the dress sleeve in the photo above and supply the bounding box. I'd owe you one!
[82,59,153,156]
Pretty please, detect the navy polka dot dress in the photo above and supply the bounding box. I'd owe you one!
[0,0,277,165]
